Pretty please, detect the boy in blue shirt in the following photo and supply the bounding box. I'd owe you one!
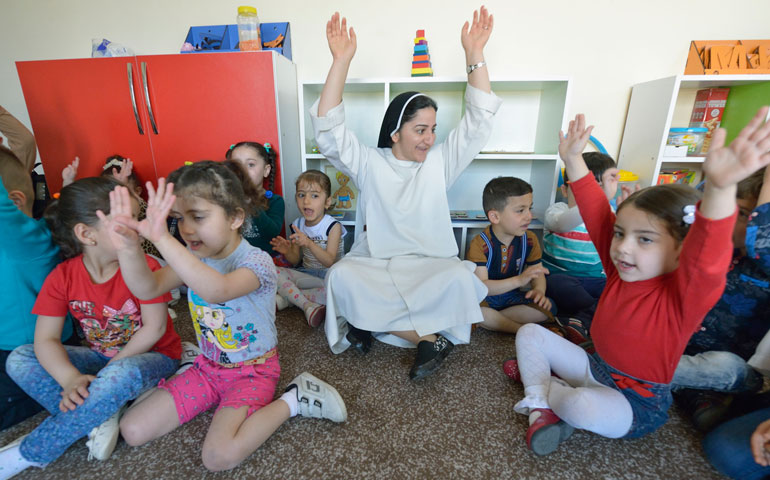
[467,177,554,333]
[0,146,72,429]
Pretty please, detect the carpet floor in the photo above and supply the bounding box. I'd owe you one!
[1,304,726,479]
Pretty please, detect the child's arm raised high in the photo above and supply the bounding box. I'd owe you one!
[701,106,770,220]
[111,180,260,304]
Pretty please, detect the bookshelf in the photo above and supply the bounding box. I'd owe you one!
[618,74,770,187]
[293,77,571,259]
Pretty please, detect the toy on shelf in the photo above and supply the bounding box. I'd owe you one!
[411,29,433,77]
[685,40,770,75]
[658,169,697,185]
[326,166,358,211]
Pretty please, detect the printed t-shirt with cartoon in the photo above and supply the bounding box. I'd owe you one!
[32,255,181,359]
[187,238,277,364]
[291,214,346,270]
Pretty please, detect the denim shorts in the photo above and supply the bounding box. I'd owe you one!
[588,352,673,439]
[484,289,557,315]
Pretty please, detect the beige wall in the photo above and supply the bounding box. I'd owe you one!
[1,0,769,161]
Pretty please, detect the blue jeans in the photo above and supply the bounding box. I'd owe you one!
[672,351,763,394]
[6,344,177,464]
[703,406,770,480]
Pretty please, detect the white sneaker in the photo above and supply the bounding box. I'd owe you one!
[169,287,181,306]
[176,341,201,374]
[275,294,290,311]
[286,372,347,423]
[86,405,127,461]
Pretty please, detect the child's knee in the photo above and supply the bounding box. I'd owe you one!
[6,344,35,379]
[201,442,241,472]
[120,414,151,447]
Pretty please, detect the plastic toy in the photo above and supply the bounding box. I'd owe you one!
[411,29,433,77]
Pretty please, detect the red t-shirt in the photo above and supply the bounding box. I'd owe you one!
[572,174,735,383]
[33,255,181,360]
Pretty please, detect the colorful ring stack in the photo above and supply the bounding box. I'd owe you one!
[411,29,433,77]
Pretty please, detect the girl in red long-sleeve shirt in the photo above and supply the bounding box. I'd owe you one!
[511,108,770,456]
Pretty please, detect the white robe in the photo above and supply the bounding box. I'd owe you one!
[310,85,502,353]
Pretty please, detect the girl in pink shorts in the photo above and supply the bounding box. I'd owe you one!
[106,161,348,472]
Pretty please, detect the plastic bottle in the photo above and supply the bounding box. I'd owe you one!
[237,6,261,51]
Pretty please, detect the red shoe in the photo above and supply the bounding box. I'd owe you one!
[526,408,574,456]
[305,305,326,328]
[502,356,521,382]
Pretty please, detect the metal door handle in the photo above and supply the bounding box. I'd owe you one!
[140,62,158,134]
[127,63,144,135]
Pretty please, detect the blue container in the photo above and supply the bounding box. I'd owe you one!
[182,22,291,60]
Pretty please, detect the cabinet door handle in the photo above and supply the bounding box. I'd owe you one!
[127,63,144,135]
[140,62,159,135]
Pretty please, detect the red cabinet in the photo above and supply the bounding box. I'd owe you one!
[17,51,299,205]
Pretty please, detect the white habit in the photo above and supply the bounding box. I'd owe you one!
[310,85,502,353]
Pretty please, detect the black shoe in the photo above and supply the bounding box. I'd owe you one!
[409,335,454,380]
[346,325,372,354]
[675,388,733,432]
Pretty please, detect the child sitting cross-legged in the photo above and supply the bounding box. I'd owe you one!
[508,108,770,456]
[466,176,554,333]
[269,170,346,327]
[105,161,347,472]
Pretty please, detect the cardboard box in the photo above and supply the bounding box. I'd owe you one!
[689,88,730,154]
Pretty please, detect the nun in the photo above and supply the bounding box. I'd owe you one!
[310,7,502,380]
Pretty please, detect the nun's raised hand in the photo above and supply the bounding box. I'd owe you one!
[327,12,357,62]
[461,5,493,55]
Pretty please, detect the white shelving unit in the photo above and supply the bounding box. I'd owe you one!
[294,76,571,258]
[618,74,770,187]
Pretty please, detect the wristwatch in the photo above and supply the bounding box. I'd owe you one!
[466,61,486,74]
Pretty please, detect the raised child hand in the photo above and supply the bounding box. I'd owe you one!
[704,106,770,189]
[112,158,134,185]
[326,12,356,62]
[59,373,96,412]
[96,185,140,251]
[461,6,493,55]
[139,178,176,243]
[61,156,79,187]
[559,114,594,165]
[269,236,292,255]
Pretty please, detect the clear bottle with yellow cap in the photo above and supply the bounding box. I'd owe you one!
[237,6,261,51]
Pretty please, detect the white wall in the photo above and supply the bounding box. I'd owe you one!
[1,0,769,161]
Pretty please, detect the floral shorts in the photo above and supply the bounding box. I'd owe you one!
[158,351,280,425]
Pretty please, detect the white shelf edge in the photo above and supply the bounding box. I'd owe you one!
[660,157,704,163]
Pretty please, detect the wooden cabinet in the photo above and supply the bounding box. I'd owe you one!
[295,77,571,258]
[618,74,770,187]
[17,51,300,226]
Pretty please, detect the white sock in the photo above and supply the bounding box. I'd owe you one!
[280,388,299,417]
[0,445,40,480]
[528,410,543,426]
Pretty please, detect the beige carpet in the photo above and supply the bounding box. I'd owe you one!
[1,304,726,479]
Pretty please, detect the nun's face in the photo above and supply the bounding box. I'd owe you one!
[391,107,437,163]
